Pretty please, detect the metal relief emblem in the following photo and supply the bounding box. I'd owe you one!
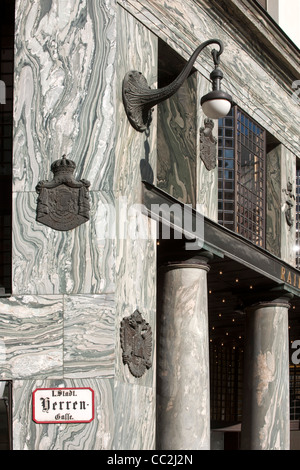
[36,155,90,231]
[282,179,296,228]
[200,118,217,171]
[120,310,152,378]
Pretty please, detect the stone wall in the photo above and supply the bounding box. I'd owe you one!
[0,0,298,450]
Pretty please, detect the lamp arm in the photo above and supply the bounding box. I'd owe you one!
[122,39,224,132]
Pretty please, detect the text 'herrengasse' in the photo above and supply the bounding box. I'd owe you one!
[32,388,94,424]
[40,389,89,414]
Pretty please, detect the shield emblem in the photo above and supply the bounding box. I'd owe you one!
[36,155,90,231]
[120,310,152,378]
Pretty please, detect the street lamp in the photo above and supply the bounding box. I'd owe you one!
[122,39,232,132]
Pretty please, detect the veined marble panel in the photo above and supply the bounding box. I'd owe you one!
[13,0,116,192]
[64,294,115,378]
[0,296,63,380]
[12,191,115,295]
[196,75,218,221]
[113,380,155,450]
[114,4,157,385]
[114,202,157,388]
[157,73,197,208]
[114,4,157,198]
[266,146,281,258]
[112,6,157,449]
[281,146,296,266]
[12,378,114,450]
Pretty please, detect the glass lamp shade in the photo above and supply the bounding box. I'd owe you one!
[201,90,232,119]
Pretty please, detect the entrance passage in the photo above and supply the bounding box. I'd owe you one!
[208,255,300,450]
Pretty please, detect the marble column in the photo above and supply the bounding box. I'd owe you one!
[157,254,211,450]
[241,296,291,450]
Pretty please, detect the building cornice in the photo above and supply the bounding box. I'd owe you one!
[203,0,300,82]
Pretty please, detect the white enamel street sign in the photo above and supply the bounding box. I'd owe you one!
[32,388,95,424]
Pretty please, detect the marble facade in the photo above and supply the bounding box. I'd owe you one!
[0,0,299,450]
[7,0,157,450]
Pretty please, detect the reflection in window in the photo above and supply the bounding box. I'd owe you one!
[218,109,235,232]
[236,109,266,247]
[218,107,266,248]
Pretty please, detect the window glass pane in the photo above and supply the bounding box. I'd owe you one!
[236,109,266,247]
[218,106,266,247]
[225,149,234,159]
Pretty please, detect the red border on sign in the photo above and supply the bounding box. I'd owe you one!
[32,388,95,424]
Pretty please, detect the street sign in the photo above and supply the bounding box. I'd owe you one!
[32,388,95,424]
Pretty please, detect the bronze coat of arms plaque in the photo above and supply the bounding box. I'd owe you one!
[200,118,217,171]
[36,155,90,231]
[120,310,152,378]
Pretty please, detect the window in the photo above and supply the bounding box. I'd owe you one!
[218,107,266,248]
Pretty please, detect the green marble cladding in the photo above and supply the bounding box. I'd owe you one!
[266,146,281,258]
[157,73,197,207]
[13,0,116,192]
[12,191,115,295]
[157,63,218,218]
[280,145,296,267]
[0,294,115,380]
[8,0,157,450]
[266,143,297,265]
[0,296,63,380]
[13,378,114,450]
[113,5,157,450]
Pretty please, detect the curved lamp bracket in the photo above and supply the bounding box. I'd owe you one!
[122,39,231,132]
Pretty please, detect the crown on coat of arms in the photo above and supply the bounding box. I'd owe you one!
[51,155,76,175]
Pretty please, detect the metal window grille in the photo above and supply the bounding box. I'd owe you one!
[218,108,235,232]
[218,107,266,248]
[210,344,243,425]
[290,365,300,421]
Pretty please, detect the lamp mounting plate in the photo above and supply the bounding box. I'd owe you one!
[122,71,153,132]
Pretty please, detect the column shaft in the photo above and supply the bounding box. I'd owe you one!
[241,299,290,450]
[157,258,210,450]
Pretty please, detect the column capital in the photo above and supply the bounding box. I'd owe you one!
[236,286,293,313]
[245,295,293,313]
[159,250,213,272]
